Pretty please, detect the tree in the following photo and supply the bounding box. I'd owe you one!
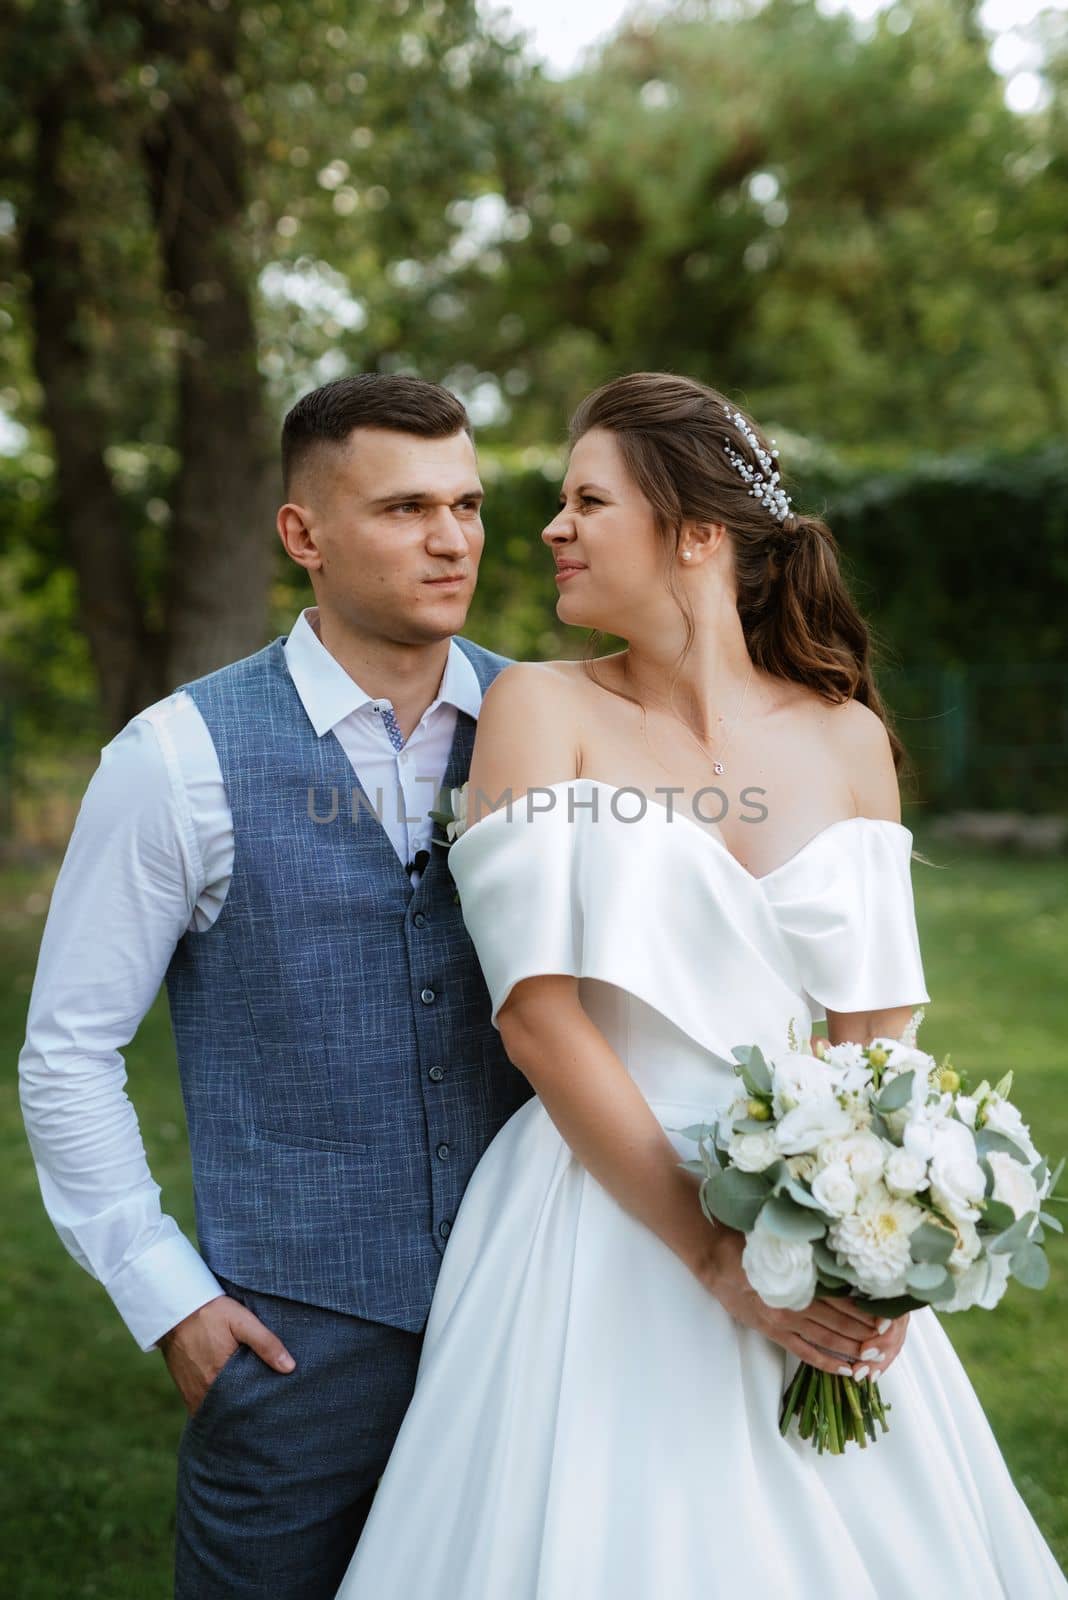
[0,0,537,731]
[402,0,1068,454]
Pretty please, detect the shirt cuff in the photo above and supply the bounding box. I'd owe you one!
[106,1231,226,1353]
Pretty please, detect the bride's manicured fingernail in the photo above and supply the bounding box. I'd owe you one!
[837,1365,852,1377]
[854,1364,870,1380]
[877,1318,892,1334]
[861,1346,881,1360]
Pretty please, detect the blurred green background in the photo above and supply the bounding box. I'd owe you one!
[1,0,1066,1592]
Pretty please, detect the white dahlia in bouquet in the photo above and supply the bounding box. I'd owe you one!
[680,1027,1064,1455]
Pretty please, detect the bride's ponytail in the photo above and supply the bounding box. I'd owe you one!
[568,374,906,772]
[747,509,903,763]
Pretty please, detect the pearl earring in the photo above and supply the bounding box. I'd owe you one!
[681,551,692,560]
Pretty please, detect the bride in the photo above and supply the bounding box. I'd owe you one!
[336,373,1067,1597]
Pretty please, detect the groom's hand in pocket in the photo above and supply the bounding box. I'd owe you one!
[158,1294,297,1417]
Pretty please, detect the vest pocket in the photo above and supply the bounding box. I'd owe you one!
[251,1042,367,1151]
[252,1124,367,1154]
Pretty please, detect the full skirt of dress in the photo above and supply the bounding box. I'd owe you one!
[336,1090,1067,1599]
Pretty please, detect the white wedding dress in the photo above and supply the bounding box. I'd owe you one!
[336,780,1067,1599]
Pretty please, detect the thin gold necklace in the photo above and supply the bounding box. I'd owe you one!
[625,661,755,779]
[699,664,754,777]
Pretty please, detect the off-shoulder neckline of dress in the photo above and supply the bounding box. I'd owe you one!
[449,776,914,888]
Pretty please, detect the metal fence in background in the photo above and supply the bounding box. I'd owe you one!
[885,664,1068,815]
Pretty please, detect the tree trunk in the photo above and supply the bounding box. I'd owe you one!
[138,2,278,690]
[19,0,279,734]
[20,89,164,732]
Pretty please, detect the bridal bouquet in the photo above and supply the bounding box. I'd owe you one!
[681,1029,1064,1455]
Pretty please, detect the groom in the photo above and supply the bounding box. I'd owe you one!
[18,373,533,1597]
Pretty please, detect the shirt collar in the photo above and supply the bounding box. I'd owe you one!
[283,606,483,738]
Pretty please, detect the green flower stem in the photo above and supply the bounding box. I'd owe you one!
[781,1363,891,1453]
[799,1364,819,1437]
[842,1375,867,1447]
[779,1364,807,1437]
[822,1371,840,1454]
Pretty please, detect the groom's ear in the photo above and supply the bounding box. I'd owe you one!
[277,502,323,573]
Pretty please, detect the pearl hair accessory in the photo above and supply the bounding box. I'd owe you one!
[721,404,792,524]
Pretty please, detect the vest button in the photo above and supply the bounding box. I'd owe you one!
[413,912,427,928]
[439,1220,452,1239]
[420,987,435,1003]
[437,1142,450,1159]
[428,1066,445,1082]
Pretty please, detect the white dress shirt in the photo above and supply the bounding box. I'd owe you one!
[17,608,483,1352]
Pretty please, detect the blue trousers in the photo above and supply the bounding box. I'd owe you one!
[174,1273,424,1599]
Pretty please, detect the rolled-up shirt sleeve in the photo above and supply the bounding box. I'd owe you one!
[17,706,226,1352]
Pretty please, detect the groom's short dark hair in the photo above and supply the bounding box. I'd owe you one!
[282,374,472,494]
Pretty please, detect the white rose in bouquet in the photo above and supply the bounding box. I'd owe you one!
[741,1215,817,1310]
[727,1130,779,1173]
[884,1147,929,1198]
[810,1161,857,1219]
[902,1113,936,1163]
[775,1096,853,1155]
[927,1121,987,1225]
[836,1131,887,1191]
[772,1053,835,1116]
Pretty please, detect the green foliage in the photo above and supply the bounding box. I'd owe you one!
[875,1071,916,1112]
[815,444,1068,668]
[0,455,101,751]
[426,0,1068,451]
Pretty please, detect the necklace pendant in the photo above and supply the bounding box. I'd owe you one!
[712,760,725,776]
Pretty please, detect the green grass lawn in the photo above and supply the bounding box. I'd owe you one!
[1,830,1066,1596]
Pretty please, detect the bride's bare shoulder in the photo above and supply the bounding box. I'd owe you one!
[815,695,901,821]
[484,656,614,705]
[483,657,589,699]
[469,660,588,803]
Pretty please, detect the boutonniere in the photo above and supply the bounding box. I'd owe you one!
[427,782,469,903]
[428,781,469,845]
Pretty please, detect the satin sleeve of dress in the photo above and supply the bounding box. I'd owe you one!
[759,819,931,1022]
[445,798,585,1031]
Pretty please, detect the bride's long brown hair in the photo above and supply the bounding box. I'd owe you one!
[568,371,906,772]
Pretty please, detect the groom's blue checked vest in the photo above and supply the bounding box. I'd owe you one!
[164,634,532,1333]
